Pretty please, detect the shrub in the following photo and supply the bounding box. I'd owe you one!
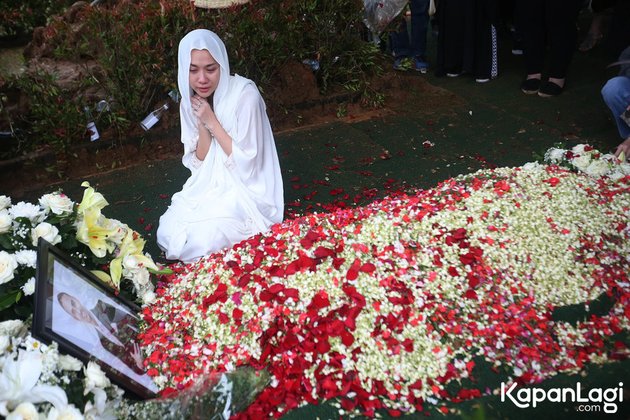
[1,0,383,158]
[0,0,73,39]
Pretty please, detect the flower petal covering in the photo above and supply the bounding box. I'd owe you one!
[141,160,629,417]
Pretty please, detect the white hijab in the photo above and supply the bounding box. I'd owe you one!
[178,29,250,163]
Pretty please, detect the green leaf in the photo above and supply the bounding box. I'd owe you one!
[0,234,14,250]
[149,267,174,275]
[0,290,22,312]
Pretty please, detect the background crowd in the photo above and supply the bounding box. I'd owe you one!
[388,0,630,156]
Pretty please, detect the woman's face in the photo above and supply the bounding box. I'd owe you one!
[189,49,220,99]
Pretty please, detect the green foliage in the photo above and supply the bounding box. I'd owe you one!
[78,1,189,119]
[0,0,73,38]
[10,70,89,154]
[3,0,383,157]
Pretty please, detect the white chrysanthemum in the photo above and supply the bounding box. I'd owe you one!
[14,250,37,268]
[21,278,36,296]
[8,202,44,224]
[24,335,45,353]
[0,320,25,336]
[141,290,157,305]
[131,268,151,286]
[522,161,541,171]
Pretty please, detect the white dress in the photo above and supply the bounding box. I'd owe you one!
[157,30,283,262]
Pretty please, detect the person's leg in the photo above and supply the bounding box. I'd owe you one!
[390,15,412,70]
[515,0,545,78]
[435,0,467,76]
[409,0,430,59]
[601,76,630,140]
[473,0,499,81]
[390,17,411,58]
[545,0,582,82]
[409,0,430,71]
[515,0,545,92]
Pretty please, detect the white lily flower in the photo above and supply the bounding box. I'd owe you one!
[0,351,68,412]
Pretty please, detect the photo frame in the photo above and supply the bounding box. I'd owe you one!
[32,238,158,399]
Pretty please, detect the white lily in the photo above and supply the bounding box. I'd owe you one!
[0,351,67,412]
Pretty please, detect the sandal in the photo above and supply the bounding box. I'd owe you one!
[579,33,603,52]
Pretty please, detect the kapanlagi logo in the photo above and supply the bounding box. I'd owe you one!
[501,382,624,414]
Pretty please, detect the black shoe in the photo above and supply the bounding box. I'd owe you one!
[537,81,563,97]
[520,78,541,94]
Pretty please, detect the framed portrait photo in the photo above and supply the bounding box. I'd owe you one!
[32,238,158,399]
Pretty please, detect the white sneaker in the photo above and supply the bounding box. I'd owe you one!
[475,78,490,83]
[446,72,461,78]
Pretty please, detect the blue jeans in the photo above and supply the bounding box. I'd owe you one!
[390,0,430,59]
[601,76,630,140]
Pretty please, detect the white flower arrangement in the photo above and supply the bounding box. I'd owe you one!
[544,143,630,180]
[0,319,123,419]
[0,183,174,419]
[0,182,167,311]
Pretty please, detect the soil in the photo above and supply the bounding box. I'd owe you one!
[0,55,461,200]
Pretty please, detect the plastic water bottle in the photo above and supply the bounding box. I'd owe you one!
[84,106,100,141]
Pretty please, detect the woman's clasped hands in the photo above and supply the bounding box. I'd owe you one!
[191,94,215,134]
